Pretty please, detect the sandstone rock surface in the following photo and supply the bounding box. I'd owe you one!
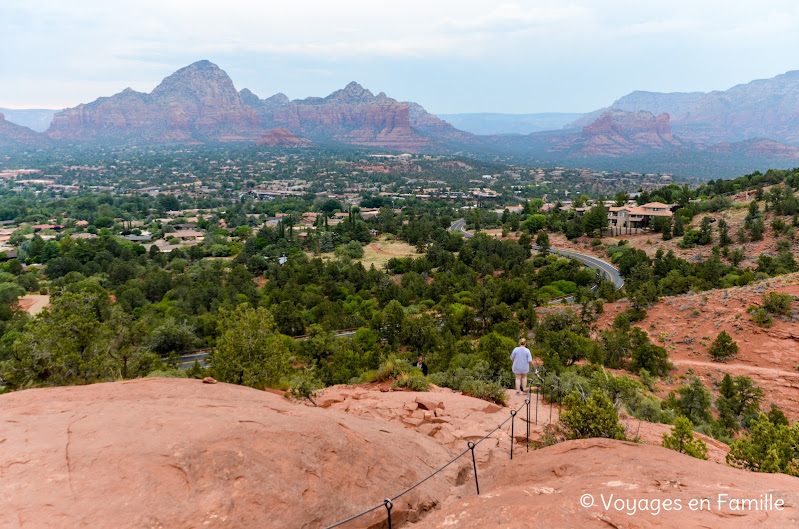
[415,438,799,528]
[0,378,466,529]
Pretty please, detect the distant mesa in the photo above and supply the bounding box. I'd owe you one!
[571,69,799,146]
[0,112,50,149]
[534,109,683,158]
[255,127,312,147]
[43,60,464,151]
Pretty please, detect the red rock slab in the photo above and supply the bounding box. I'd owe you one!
[414,438,799,529]
[0,378,468,529]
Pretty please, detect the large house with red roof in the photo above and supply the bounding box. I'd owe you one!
[607,202,673,230]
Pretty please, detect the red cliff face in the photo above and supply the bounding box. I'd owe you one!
[553,109,681,157]
[256,82,432,150]
[47,61,262,144]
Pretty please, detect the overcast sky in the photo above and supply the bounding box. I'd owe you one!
[3,0,799,113]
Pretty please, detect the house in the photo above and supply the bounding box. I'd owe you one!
[169,230,204,241]
[607,202,673,230]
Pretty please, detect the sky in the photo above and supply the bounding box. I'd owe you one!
[3,0,799,113]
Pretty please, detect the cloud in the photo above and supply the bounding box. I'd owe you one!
[440,3,588,32]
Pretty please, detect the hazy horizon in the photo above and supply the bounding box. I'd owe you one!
[3,1,799,114]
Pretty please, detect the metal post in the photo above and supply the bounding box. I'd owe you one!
[549,385,553,423]
[467,441,479,495]
[535,383,539,425]
[557,380,561,410]
[526,390,531,452]
[510,409,517,460]
[384,499,393,529]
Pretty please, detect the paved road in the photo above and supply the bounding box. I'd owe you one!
[449,219,624,288]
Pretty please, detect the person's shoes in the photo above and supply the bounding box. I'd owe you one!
[516,391,521,395]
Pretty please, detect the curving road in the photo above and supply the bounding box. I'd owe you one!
[449,219,624,288]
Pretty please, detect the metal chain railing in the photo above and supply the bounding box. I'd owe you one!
[324,382,536,529]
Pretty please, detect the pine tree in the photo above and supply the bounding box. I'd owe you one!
[718,218,731,246]
[709,331,739,361]
[673,214,684,236]
[662,416,708,459]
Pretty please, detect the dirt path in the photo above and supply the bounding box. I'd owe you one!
[672,359,799,380]
[369,242,393,256]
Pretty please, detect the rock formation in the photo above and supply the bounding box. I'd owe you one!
[416,438,799,528]
[47,60,262,144]
[0,378,464,529]
[0,113,49,149]
[255,127,313,147]
[543,110,683,158]
[243,81,434,150]
[571,69,799,145]
[1,377,795,528]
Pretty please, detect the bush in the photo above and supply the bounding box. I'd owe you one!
[763,292,794,316]
[709,331,739,361]
[288,369,324,404]
[662,416,709,459]
[748,306,773,327]
[392,374,430,392]
[429,367,508,405]
[373,355,414,382]
[560,391,625,440]
[146,368,188,378]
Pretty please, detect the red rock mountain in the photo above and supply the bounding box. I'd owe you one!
[571,69,799,146]
[544,110,684,158]
[47,61,262,144]
[243,81,436,150]
[44,61,465,151]
[0,113,49,149]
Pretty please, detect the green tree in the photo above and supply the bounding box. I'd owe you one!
[670,378,713,425]
[560,391,625,440]
[673,214,684,237]
[709,330,738,361]
[718,218,731,246]
[476,331,516,379]
[727,414,799,476]
[212,304,289,388]
[662,416,708,459]
[1,291,114,388]
[536,231,550,256]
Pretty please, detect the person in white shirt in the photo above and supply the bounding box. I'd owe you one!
[509,338,533,395]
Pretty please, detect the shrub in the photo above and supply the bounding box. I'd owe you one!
[709,331,739,361]
[146,368,188,378]
[662,416,708,459]
[560,391,625,440]
[373,355,414,382]
[763,292,794,316]
[429,367,507,405]
[748,306,773,327]
[393,373,430,392]
[288,369,323,404]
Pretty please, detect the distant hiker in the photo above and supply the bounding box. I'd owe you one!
[415,355,428,376]
[510,338,533,395]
